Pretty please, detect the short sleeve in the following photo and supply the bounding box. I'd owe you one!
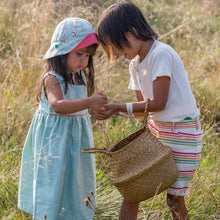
[149,47,172,81]
[128,60,140,90]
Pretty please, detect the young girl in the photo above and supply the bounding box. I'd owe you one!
[95,1,202,220]
[18,17,107,219]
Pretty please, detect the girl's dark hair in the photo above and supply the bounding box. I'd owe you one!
[37,43,97,102]
[97,0,158,60]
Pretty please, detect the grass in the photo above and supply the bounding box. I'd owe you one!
[0,0,219,219]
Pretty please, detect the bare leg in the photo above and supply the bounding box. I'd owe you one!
[119,199,139,220]
[166,193,189,220]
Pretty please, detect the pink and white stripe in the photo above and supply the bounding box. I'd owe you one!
[148,118,202,196]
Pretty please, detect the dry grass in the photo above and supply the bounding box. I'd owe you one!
[0,0,219,219]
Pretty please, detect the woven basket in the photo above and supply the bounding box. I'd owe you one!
[83,99,179,203]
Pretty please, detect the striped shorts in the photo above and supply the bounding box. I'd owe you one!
[148,118,202,196]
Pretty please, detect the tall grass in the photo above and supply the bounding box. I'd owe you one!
[0,0,219,219]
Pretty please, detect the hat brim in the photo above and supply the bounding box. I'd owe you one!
[71,33,99,52]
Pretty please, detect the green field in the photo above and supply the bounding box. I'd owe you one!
[0,0,219,219]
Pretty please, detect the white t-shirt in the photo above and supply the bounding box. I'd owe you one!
[128,40,200,122]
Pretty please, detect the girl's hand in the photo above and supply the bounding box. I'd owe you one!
[93,103,118,120]
[89,92,108,111]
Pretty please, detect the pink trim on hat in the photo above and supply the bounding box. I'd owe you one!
[71,33,99,52]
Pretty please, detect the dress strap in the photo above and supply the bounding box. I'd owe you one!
[43,71,64,81]
[43,72,49,80]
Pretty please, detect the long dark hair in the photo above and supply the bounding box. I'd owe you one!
[37,44,97,102]
[97,0,158,61]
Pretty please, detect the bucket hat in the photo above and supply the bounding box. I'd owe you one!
[43,17,99,59]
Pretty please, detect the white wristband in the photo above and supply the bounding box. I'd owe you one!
[126,103,133,115]
[119,111,135,118]
[118,103,134,118]
[118,103,135,118]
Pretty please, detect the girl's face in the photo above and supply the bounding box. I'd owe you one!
[66,49,90,72]
[111,32,141,60]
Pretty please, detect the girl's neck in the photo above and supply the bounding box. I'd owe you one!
[139,39,154,62]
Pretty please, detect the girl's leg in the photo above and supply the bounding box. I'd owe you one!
[119,199,139,220]
[166,193,189,220]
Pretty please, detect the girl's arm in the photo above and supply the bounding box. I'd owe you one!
[95,76,170,119]
[116,76,170,112]
[113,90,144,118]
[45,75,107,114]
[133,90,144,118]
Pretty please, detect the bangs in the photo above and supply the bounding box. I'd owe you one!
[98,10,130,50]
[81,44,98,56]
[97,2,138,50]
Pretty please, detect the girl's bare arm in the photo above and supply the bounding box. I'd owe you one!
[133,90,144,118]
[109,76,170,114]
[44,75,107,114]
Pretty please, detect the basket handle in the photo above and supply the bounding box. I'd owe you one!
[82,148,111,155]
[143,98,150,127]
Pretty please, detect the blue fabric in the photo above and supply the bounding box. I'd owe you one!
[43,17,96,59]
[18,71,96,220]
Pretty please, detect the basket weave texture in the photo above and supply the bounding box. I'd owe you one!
[109,126,178,202]
[82,99,179,202]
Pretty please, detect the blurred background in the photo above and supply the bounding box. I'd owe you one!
[0,0,219,219]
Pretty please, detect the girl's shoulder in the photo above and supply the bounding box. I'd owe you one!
[44,70,64,82]
[146,40,178,65]
[151,40,176,57]
[129,40,174,69]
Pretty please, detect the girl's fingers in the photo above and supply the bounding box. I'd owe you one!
[104,104,111,110]
[93,110,111,119]
[93,113,107,120]
[96,91,105,96]
[97,92,108,101]
[100,107,106,111]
